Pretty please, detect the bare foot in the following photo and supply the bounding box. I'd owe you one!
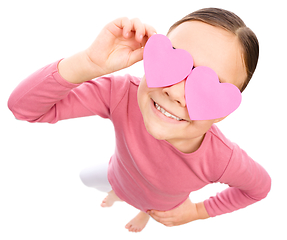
[101,190,122,207]
[125,211,150,232]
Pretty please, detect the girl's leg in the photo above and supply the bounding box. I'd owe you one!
[79,163,122,207]
[101,189,122,207]
[79,162,112,192]
[79,163,149,232]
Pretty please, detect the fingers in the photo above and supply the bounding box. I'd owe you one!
[148,210,172,218]
[147,210,175,227]
[130,18,157,42]
[144,23,157,38]
[114,17,156,43]
[129,18,145,41]
[115,17,132,38]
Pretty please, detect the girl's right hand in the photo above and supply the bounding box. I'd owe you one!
[58,18,156,84]
[85,17,156,77]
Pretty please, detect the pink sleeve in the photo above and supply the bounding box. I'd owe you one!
[8,60,127,123]
[204,143,271,217]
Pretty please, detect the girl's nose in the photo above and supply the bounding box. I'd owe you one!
[162,80,186,107]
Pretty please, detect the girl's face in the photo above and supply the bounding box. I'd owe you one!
[137,21,247,153]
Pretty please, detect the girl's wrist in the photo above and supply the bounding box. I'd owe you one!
[196,202,210,220]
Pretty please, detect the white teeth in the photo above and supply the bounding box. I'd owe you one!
[155,102,183,121]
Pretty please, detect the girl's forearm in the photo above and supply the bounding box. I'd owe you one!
[58,51,102,84]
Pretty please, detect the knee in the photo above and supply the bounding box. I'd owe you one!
[78,164,112,192]
[79,168,92,187]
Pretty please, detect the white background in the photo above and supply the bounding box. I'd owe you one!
[1,0,286,239]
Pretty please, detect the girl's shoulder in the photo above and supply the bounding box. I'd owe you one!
[128,75,141,86]
[108,74,141,86]
[208,124,234,151]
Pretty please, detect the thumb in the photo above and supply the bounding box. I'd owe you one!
[127,47,144,67]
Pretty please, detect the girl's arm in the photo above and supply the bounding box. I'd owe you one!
[8,18,156,122]
[148,198,209,227]
[58,17,156,84]
[149,144,271,226]
[204,143,271,217]
[8,60,112,123]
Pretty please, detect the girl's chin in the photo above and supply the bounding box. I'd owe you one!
[143,120,165,140]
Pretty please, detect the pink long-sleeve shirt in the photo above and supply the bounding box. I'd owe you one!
[8,60,271,217]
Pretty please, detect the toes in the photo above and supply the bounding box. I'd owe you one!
[134,227,142,233]
[125,223,132,229]
[125,224,136,232]
[125,224,142,233]
[134,228,140,233]
[100,198,106,207]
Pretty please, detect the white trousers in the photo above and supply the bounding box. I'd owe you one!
[79,162,112,193]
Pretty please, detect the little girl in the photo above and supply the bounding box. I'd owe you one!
[8,8,271,233]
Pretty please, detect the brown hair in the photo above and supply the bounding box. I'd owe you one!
[167,8,259,92]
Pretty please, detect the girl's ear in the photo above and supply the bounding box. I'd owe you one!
[214,115,228,123]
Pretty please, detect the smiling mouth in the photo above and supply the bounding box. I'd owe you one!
[153,101,185,121]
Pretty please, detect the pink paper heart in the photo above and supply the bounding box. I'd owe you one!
[185,66,242,120]
[143,34,193,87]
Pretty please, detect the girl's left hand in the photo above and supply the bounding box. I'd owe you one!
[147,198,209,227]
